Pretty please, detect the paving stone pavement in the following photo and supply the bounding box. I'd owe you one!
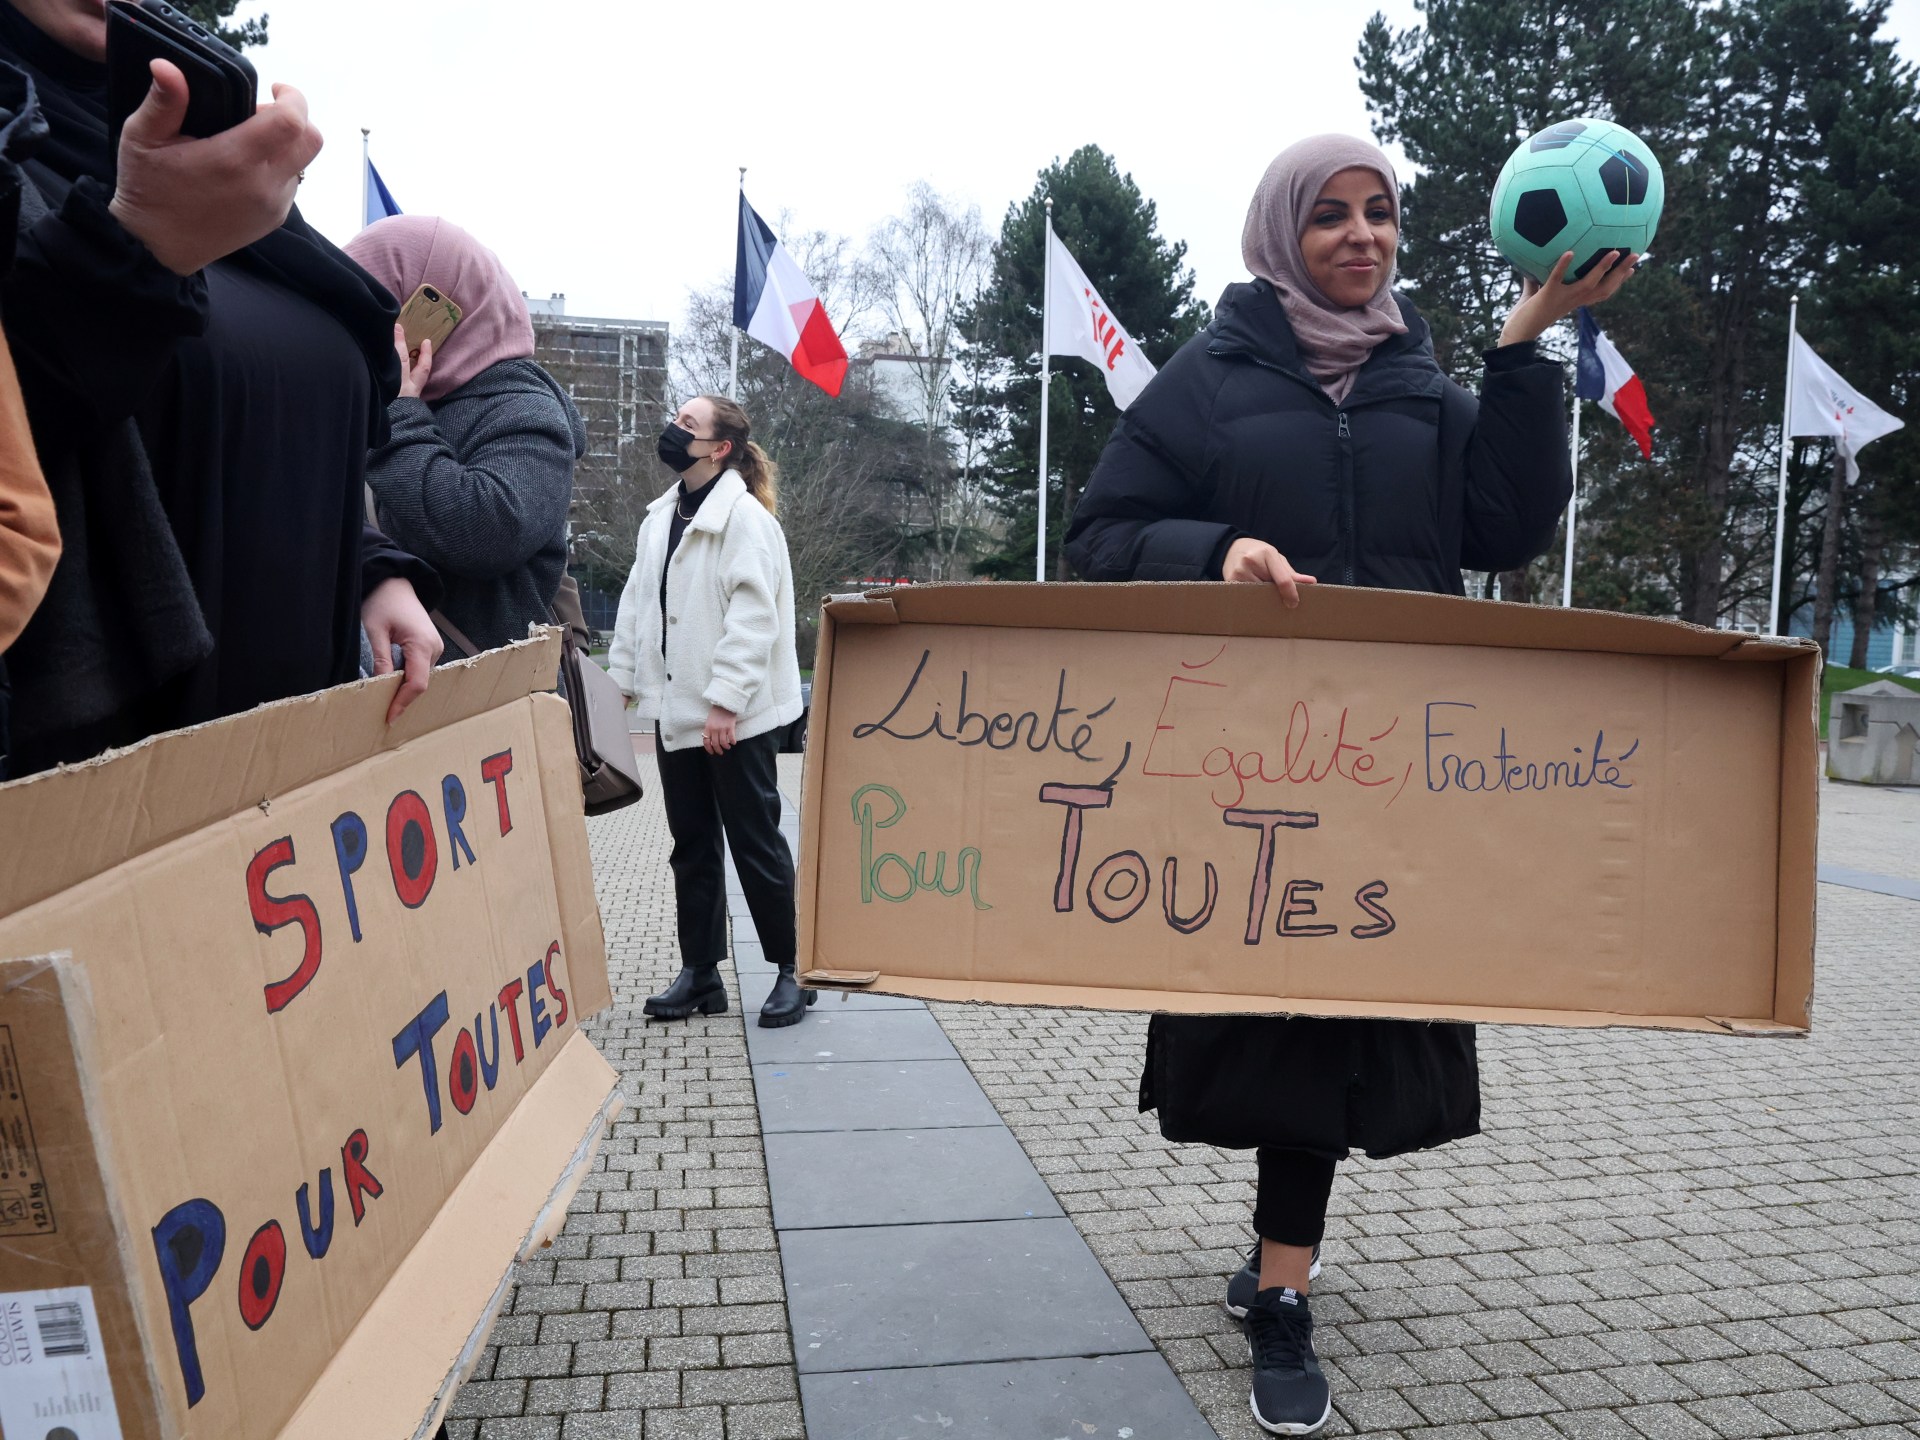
[449,762,1920,1439]
[446,754,805,1440]
[1817,779,1920,884]
[735,793,1212,1437]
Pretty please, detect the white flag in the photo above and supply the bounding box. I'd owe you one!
[1787,332,1904,484]
[1046,230,1157,410]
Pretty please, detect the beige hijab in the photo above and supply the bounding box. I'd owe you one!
[1241,134,1408,404]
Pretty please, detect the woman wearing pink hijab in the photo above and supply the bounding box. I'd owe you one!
[346,216,586,656]
[1068,135,1636,1435]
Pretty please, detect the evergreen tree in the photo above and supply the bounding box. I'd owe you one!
[1796,22,1920,655]
[1358,1,1706,607]
[1358,3,1702,384]
[957,146,1209,580]
[180,0,267,49]
[1358,0,1920,631]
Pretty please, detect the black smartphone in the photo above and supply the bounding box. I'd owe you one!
[105,0,258,163]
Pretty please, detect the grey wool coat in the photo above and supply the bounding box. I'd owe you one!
[367,357,587,654]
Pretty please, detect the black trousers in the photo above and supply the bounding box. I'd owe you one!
[1252,1148,1338,1247]
[656,728,796,970]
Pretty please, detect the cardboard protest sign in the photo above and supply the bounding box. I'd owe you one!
[798,585,1819,1035]
[0,636,619,1440]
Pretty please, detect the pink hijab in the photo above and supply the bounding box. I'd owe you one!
[346,216,536,403]
[1241,135,1408,404]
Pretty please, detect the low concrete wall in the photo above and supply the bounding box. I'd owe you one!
[1828,681,1920,785]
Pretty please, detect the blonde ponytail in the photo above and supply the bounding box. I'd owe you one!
[737,441,780,516]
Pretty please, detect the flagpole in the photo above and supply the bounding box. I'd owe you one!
[1037,198,1053,584]
[360,128,370,232]
[1768,294,1799,635]
[729,167,745,402]
[1562,396,1581,607]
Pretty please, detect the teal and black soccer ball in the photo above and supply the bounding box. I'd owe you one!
[1489,117,1664,284]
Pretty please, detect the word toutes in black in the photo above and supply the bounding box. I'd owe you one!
[1039,783,1395,944]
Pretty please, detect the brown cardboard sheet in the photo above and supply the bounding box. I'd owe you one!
[0,636,618,1439]
[797,584,1819,1036]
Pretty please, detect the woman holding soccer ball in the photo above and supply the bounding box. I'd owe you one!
[1066,133,1637,1436]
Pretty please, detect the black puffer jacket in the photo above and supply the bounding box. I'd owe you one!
[1065,280,1570,1160]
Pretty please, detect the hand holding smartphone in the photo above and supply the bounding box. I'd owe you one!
[397,285,463,359]
[101,2,321,276]
[105,0,257,161]
[394,289,461,399]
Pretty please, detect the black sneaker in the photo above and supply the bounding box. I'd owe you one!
[1245,1287,1331,1436]
[1224,1241,1323,1319]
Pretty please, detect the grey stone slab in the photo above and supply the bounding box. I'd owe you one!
[764,1127,1063,1230]
[746,1007,958,1064]
[738,971,924,1014]
[781,1217,1153,1373]
[732,941,776,975]
[1819,863,1920,902]
[752,1060,1002,1133]
[799,1353,1214,1440]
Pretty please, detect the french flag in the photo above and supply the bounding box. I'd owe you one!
[1576,306,1655,460]
[734,193,848,397]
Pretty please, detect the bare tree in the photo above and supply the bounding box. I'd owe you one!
[945,311,1008,578]
[868,184,987,430]
[866,184,994,579]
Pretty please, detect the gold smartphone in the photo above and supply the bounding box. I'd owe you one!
[397,284,462,356]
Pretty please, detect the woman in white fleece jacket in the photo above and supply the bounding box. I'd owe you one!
[608,395,809,1028]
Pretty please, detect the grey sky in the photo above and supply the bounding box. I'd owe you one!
[250,0,1920,336]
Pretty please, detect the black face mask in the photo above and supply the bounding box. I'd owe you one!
[656,422,702,474]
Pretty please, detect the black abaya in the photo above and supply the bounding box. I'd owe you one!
[135,261,384,726]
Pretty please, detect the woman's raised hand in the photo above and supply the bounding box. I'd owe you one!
[1499,249,1639,347]
[1223,538,1317,608]
[108,59,323,277]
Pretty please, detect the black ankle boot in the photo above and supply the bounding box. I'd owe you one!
[644,965,727,1019]
[757,964,817,1028]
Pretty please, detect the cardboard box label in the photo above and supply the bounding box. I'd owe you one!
[0,1284,124,1439]
[801,587,1818,1033]
[0,1024,56,1237]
